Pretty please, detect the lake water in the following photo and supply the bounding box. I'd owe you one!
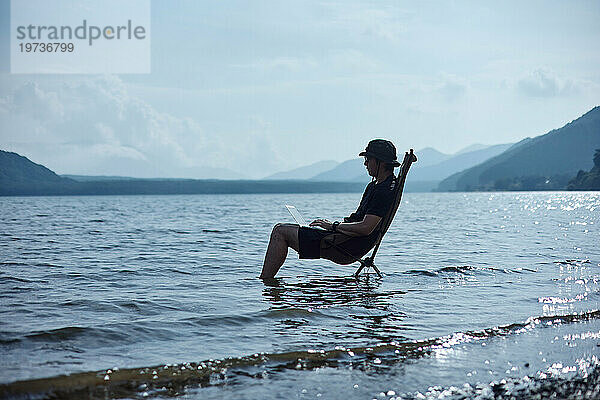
[1,192,599,399]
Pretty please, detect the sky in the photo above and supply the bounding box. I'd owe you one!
[1,0,599,179]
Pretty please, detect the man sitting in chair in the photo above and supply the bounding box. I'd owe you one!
[260,139,400,279]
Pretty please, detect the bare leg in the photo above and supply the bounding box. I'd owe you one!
[260,223,300,279]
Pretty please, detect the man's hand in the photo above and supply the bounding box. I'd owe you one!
[309,218,333,230]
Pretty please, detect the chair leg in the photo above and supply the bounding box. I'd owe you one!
[372,264,383,278]
[354,263,366,277]
[355,257,383,278]
[321,238,382,279]
[354,257,373,278]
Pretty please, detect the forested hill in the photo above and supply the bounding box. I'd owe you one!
[0,150,365,196]
[0,151,77,194]
[568,149,600,190]
[0,151,69,183]
[438,107,600,191]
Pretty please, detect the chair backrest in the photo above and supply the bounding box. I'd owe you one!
[368,149,417,259]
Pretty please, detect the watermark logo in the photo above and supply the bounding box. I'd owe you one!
[11,0,151,74]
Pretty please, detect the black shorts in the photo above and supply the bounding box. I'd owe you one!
[297,226,376,265]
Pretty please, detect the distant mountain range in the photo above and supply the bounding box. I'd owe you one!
[305,143,513,190]
[267,146,458,183]
[2,106,599,195]
[263,160,339,180]
[409,143,513,182]
[259,106,600,192]
[413,147,452,167]
[310,158,365,182]
[0,150,365,196]
[438,106,600,191]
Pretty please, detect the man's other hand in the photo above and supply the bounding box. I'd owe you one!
[309,219,333,230]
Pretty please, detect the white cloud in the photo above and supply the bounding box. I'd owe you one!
[517,68,580,98]
[234,56,318,71]
[320,2,408,40]
[0,76,280,178]
[328,49,379,71]
[437,74,468,102]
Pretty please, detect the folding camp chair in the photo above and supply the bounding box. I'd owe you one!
[325,149,417,278]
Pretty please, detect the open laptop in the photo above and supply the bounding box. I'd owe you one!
[285,205,309,226]
[285,205,326,229]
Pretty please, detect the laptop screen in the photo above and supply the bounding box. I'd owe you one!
[285,205,307,226]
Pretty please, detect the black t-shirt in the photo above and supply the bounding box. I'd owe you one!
[298,174,398,260]
[334,174,397,257]
[344,174,397,223]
